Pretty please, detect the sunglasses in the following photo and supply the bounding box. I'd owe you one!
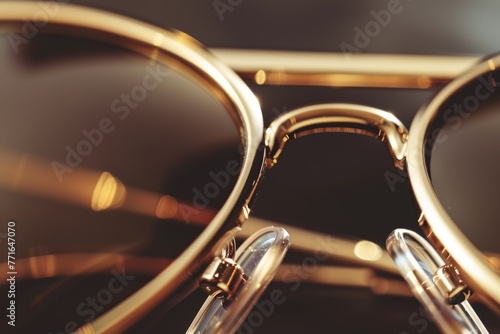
[0,2,498,333]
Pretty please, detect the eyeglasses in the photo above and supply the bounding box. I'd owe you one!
[0,2,498,333]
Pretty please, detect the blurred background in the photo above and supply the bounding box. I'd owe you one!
[26,0,500,332]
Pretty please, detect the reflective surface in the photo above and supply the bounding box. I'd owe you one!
[2,1,500,333]
[0,28,242,333]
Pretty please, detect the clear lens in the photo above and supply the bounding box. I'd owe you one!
[387,229,489,334]
[188,227,290,334]
[425,66,500,254]
[0,26,242,332]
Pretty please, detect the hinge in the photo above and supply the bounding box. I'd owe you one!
[433,264,473,305]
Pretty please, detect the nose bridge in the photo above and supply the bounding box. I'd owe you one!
[264,103,408,170]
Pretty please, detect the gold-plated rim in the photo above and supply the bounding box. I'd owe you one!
[0,2,264,333]
[408,54,500,312]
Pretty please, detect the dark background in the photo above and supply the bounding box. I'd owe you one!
[65,1,500,332]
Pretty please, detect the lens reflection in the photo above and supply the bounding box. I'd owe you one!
[0,27,242,332]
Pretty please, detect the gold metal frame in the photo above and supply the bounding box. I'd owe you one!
[408,57,500,312]
[1,2,498,333]
[213,47,500,314]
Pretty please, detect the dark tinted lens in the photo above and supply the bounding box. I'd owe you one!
[425,67,500,254]
[0,24,242,332]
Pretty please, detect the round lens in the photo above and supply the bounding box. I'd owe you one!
[0,21,242,333]
[425,64,500,255]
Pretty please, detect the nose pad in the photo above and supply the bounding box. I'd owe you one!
[386,229,489,334]
[187,226,290,334]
